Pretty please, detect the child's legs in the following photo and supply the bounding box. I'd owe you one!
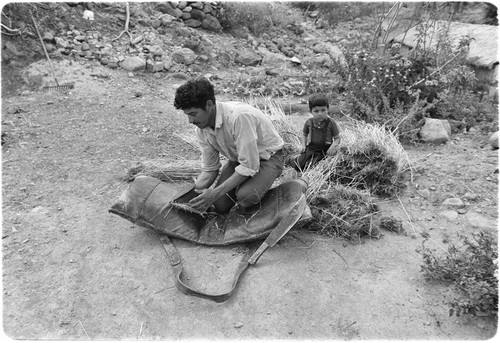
[294,149,314,171]
[236,150,284,208]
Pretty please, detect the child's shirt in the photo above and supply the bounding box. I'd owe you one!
[303,117,340,146]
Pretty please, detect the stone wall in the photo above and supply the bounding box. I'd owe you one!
[157,1,223,32]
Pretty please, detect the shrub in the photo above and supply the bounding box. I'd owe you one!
[418,231,498,317]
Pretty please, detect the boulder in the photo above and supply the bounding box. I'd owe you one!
[171,48,197,65]
[441,198,465,209]
[146,60,164,73]
[120,56,146,71]
[190,9,205,21]
[162,56,174,70]
[185,19,201,28]
[235,49,262,66]
[259,48,287,68]
[54,37,69,49]
[42,32,54,42]
[157,3,183,18]
[419,118,451,144]
[488,131,499,149]
[160,14,176,26]
[201,14,222,32]
[144,45,163,56]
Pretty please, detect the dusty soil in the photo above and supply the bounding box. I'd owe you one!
[2,59,498,340]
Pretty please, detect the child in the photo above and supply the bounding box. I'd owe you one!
[288,94,341,171]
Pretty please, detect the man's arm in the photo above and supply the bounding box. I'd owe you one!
[194,170,219,190]
[189,171,248,211]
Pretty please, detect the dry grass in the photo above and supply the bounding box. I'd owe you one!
[302,118,411,198]
[124,159,201,182]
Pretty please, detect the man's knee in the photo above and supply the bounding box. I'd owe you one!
[236,187,262,208]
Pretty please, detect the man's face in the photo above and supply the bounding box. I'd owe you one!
[311,105,328,119]
[183,100,215,129]
[183,107,210,129]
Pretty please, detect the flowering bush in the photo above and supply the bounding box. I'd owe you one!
[418,231,498,317]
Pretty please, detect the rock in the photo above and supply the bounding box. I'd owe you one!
[235,49,262,66]
[151,19,162,29]
[438,210,458,222]
[157,3,183,18]
[161,14,175,26]
[203,4,213,13]
[265,68,280,76]
[177,1,188,10]
[75,35,86,42]
[54,37,69,49]
[419,118,451,144]
[441,198,465,209]
[234,322,244,328]
[162,56,174,70]
[418,189,431,199]
[171,48,197,65]
[201,14,222,32]
[120,56,146,71]
[144,45,163,56]
[42,32,54,42]
[259,48,287,68]
[185,19,201,28]
[464,192,479,201]
[182,12,191,20]
[45,44,56,53]
[190,64,203,73]
[147,61,164,72]
[191,2,204,9]
[489,131,499,149]
[190,9,205,21]
[291,56,301,64]
[81,42,90,51]
[465,212,498,230]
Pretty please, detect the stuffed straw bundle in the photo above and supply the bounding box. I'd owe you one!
[124,159,201,182]
[298,184,403,240]
[303,119,411,198]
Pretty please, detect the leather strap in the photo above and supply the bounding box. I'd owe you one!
[159,234,256,303]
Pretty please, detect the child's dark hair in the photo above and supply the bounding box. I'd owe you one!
[174,77,216,110]
[308,93,329,110]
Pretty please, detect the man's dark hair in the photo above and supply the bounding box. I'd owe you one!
[308,93,329,110]
[174,77,216,110]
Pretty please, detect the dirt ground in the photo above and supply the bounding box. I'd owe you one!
[1,59,498,340]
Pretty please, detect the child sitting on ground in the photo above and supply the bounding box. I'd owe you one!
[287,93,341,171]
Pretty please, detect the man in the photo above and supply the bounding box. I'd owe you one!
[173,77,284,214]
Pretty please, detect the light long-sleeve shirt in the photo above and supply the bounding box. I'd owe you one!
[195,101,284,177]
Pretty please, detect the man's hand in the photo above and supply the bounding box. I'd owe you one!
[189,188,221,212]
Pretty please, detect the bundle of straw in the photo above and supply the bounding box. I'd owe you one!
[303,119,411,198]
[301,184,382,240]
[124,159,201,182]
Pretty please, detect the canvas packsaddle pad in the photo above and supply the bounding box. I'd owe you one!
[109,175,309,302]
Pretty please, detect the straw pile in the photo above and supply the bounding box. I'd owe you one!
[124,159,201,182]
[299,184,404,240]
[302,119,411,198]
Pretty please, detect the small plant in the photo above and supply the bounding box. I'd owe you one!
[418,231,498,317]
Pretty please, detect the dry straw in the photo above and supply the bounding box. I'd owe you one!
[124,159,201,182]
[302,118,411,198]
